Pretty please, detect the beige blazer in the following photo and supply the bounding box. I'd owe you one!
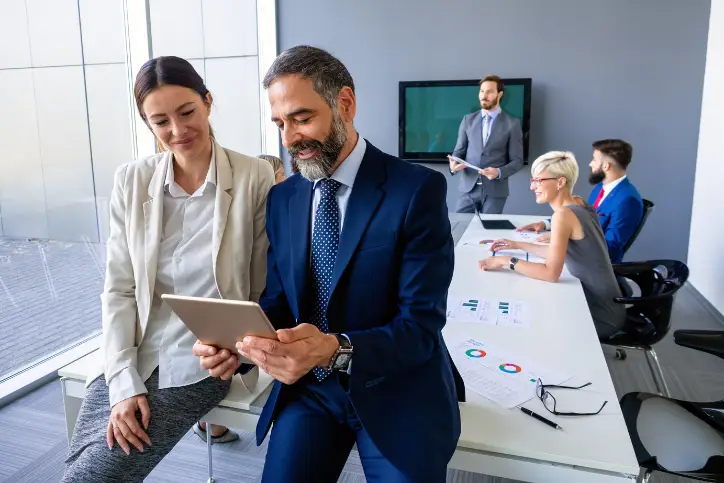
[87,141,274,386]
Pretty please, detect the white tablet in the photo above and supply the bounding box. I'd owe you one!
[449,155,479,171]
[161,294,277,363]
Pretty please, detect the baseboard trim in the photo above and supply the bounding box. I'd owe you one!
[0,333,100,408]
[685,282,724,328]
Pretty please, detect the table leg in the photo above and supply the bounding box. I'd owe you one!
[206,421,214,483]
[636,468,651,483]
[60,378,82,445]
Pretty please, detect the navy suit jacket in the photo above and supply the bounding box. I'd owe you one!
[256,142,463,475]
[588,177,643,264]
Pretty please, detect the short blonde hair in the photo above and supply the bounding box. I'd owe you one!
[531,151,579,192]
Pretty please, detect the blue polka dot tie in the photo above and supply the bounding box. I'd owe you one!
[310,178,342,381]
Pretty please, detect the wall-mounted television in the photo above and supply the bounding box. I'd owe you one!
[399,78,532,163]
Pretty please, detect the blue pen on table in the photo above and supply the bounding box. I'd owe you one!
[518,406,564,431]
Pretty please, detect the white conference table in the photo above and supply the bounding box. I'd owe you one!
[445,214,640,482]
[58,213,641,483]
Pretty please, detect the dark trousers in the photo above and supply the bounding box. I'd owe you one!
[455,185,507,214]
[261,372,446,483]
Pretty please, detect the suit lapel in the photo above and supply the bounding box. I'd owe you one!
[598,178,628,212]
[143,153,170,306]
[605,178,627,205]
[589,183,602,206]
[289,178,314,315]
[212,144,233,290]
[329,146,386,299]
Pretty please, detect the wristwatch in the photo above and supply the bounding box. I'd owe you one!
[509,257,519,271]
[324,334,354,371]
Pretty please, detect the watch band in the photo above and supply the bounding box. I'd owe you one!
[324,334,353,371]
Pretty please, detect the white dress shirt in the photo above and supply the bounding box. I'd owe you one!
[481,107,502,178]
[311,136,367,235]
[310,135,366,373]
[109,147,219,406]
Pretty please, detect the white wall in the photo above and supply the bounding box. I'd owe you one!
[0,0,133,242]
[0,0,272,242]
[149,0,262,157]
[688,1,724,315]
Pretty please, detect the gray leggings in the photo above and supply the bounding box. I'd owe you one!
[61,369,231,483]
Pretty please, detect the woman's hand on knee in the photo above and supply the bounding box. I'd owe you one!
[107,395,152,455]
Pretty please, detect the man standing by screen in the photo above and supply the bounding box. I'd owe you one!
[449,75,524,214]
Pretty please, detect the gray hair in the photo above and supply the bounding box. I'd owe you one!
[257,154,283,173]
[262,45,355,107]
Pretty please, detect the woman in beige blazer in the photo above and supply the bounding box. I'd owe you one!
[61,56,274,483]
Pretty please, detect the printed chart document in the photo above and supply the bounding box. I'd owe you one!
[513,231,542,242]
[448,337,571,408]
[447,295,532,328]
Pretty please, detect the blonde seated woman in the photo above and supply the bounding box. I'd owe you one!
[479,151,626,339]
[258,154,286,183]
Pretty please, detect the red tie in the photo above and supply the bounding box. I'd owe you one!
[593,188,605,210]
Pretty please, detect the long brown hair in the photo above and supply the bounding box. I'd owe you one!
[134,56,214,149]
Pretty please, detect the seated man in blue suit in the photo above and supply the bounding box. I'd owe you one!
[194,45,463,483]
[518,139,643,263]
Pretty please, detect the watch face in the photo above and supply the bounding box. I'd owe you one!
[335,353,351,369]
[510,257,519,264]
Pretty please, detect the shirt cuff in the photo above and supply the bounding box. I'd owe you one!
[543,219,551,231]
[497,168,502,179]
[108,367,147,408]
[341,333,352,375]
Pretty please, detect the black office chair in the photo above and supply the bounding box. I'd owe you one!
[600,259,689,397]
[622,199,654,256]
[619,330,724,482]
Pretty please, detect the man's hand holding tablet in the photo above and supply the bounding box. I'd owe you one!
[170,294,342,385]
[237,324,340,385]
[448,154,482,173]
[448,155,467,173]
[194,324,340,385]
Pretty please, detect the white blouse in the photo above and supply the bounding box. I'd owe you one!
[108,148,220,406]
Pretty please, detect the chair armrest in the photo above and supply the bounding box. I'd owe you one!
[674,329,724,361]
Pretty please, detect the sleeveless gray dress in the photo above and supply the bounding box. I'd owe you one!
[564,204,626,338]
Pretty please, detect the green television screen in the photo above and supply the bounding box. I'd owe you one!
[399,79,531,162]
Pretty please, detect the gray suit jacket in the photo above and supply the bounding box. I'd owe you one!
[451,110,524,197]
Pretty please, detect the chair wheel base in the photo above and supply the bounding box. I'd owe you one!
[615,348,628,360]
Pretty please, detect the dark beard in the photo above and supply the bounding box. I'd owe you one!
[588,169,605,185]
[289,113,347,181]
